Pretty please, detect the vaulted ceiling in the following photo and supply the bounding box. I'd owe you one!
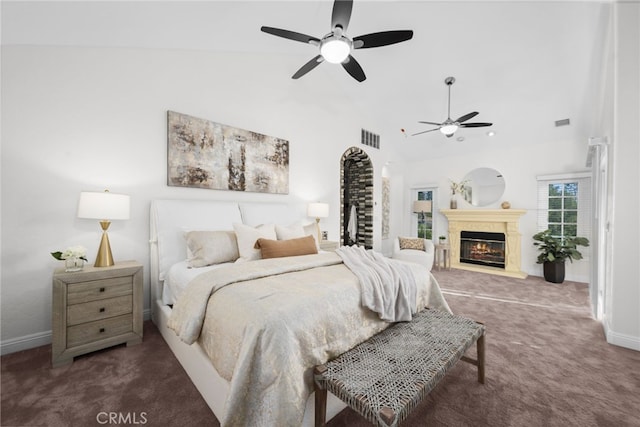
[2,1,612,161]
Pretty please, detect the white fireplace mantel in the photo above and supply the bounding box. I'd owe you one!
[441,209,528,278]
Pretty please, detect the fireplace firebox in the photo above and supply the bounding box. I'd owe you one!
[460,231,506,269]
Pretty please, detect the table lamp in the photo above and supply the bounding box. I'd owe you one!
[77,190,130,267]
[307,202,329,242]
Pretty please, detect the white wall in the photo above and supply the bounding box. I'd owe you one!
[605,1,640,350]
[0,45,397,352]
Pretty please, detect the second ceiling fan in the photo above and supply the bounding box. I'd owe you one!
[261,0,413,82]
[413,77,493,138]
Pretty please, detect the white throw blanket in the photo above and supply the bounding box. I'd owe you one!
[336,245,417,322]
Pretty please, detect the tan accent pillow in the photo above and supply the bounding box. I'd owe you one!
[398,237,425,251]
[184,230,239,268]
[233,223,277,261]
[254,235,318,259]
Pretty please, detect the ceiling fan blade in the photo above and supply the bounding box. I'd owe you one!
[341,55,366,82]
[411,128,439,136]
[331,0,353,32]
[460,122,493,128]
[418,121,443,126]
[455,111,479,123]
[353,30,414,49]
[261,26,320,44]
[292,55,324,79]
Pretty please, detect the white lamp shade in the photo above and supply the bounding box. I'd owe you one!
[77,191,130,220]
[412,200,432,213]
[307,202,329,218]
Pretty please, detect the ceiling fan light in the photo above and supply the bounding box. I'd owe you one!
[321,38,350,63]
[440,124,459,135]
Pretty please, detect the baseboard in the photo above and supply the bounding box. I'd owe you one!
[1,309,152,356]
[0,330,52,356]
[603,320,640,351]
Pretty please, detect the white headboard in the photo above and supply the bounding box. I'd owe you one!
[149,199,309,306]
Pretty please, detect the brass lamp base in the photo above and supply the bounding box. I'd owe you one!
[94,220,115,267]
[316,218,322,243]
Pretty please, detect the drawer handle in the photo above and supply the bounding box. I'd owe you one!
[99,328,105,333]
[99,307,105,313]
[99,287,105,292]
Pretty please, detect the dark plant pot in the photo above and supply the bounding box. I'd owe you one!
[543,261,565,283]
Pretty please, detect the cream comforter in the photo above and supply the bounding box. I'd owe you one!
[168,251,450,427]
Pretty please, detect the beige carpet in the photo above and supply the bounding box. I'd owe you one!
[2,269,639,426]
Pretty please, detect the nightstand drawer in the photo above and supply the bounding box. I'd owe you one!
[68,277,132,304]
[67,314,133,348]
[67,295,132,326]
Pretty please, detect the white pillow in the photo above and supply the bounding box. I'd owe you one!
[232,223,277,262]
[303,222,320,249]
[184,230,239,268]
[275,222,305,240]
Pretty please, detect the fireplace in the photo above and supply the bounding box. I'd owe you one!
[460,231,506,269]
[441,209,527,279]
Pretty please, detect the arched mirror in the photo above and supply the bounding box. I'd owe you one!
[461,167,505,207]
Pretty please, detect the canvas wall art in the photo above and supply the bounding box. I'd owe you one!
[167,111,289,194]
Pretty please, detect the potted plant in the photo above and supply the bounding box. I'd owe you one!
[438,235,447,244]
[532,229,589,283]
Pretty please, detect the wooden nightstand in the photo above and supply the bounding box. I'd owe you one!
[52,261,143,367]
[319,240,339,251]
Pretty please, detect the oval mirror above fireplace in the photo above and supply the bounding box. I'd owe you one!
[462,167,505,207]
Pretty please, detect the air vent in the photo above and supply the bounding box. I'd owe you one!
[361,129,380,149]
[555,118,570,127]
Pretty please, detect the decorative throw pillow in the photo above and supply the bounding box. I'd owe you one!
[184,230,239,268]
[232,223,277,262]
[254,235,318,259]
[275,223,306,240]
[398,237,425,251]
[303,222,320,249]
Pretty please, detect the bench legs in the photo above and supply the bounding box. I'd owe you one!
[461,329,486,384]
[477,333,486,384]
[314,365,328,427]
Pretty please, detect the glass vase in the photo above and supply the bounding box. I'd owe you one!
[450,195,458,209]
[65,257,84,272]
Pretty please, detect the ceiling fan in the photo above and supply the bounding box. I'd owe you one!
[412,77,493,138]
[260,0,413,82]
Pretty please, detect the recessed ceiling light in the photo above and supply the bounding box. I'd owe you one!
[486,131,496,137]
[456,136,465,142]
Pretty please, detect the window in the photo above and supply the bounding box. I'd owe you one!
[537,173,591,244]
[416,190,433,239]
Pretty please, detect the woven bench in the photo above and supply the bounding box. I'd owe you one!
[313,308,485,427]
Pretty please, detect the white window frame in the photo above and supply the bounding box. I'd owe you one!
[536,172,592,259]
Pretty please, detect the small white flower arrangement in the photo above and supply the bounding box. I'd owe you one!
[450,179,469,195]
[51,245,88,262]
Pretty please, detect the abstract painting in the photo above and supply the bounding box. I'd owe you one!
[167,111,289,194]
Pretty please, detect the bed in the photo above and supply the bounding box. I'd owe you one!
[149,199,450,427]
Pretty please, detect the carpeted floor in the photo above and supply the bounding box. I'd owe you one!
[2,269,639,426]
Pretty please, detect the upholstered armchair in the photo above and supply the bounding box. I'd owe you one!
[392,237,435,271]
